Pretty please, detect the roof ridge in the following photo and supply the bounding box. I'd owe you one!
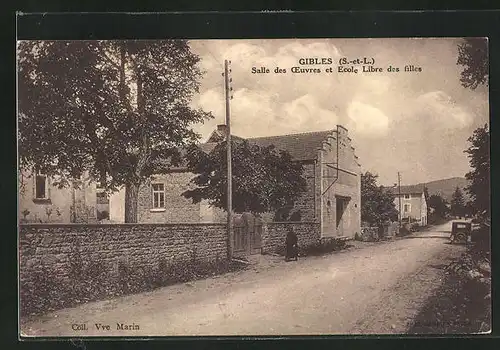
[247,129,334,140]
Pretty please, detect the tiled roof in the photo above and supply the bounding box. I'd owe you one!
[386,185,425,195]
[170,128,358,172]
[198,142,218,154]
[246,131,333,161]
[201,130,334,161]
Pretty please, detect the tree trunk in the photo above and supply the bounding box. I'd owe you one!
[124,182,140,223]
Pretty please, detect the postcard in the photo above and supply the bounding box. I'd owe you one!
[18,36,491,337]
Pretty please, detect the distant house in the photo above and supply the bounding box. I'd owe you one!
[134,124,362,239]
[388,185,428,226]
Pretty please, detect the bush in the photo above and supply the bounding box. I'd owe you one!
[398,224,411,236]
[359,227,379,241]
[471,224,490,260]
[97,210,110,221]
[20,253,247,317]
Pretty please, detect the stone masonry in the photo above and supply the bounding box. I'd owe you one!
[261,222,321,254]
[20,223,228,280]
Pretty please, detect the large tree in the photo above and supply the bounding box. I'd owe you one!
[361,172,398,227]
[457,37,489,90]
[182,140,307,215]
[457,39,490,219]
[423,186,431,218]
[428,194,449,221]
[18,40,211,222]
[464,124,490,217]
[450,186,466,218]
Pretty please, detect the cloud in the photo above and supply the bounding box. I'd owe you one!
[190,38,489,185]
[196,88,224,117]
[222,43,268,70]
[416,91,474,129]
[280,94,340,133]
[357,74,391,96]
[346,101,390,137]
[230,88,276,136]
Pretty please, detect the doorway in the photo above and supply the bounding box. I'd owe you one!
[233,213,263,256]
[336,196,350,236]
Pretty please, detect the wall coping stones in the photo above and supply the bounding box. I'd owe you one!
[19,223,228,228]
[266,221,319,225]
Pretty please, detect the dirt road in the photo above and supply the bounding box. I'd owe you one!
[21,222,465,337]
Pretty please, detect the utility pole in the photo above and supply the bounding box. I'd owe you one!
[224,59,233,260]
[398,172,402,229]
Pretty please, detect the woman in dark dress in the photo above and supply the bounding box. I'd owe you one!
[285,229,298,261]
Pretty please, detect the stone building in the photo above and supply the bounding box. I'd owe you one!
[134,124,362,239]
[18,124,362,240]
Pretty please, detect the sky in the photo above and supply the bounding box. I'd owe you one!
[188,38,489,186]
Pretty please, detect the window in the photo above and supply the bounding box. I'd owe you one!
[96,192,109,204]
[404,203,411,213]
[404,194,411,199]
[35,175,48,199]
[152,183,165,208]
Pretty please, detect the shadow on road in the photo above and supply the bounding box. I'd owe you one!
[404,235,451,240]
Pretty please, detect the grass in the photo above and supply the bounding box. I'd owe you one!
[20,258,248,317]
[407,249,491,334]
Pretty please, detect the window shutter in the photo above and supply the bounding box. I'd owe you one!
[151,183,154,208]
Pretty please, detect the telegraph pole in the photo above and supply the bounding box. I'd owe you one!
[398,172,402,229]
[224,60,233,259]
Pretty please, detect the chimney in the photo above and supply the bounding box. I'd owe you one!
[217,124,228,136]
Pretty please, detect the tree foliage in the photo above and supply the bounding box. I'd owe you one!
[423,186,430,217]
[428,194,449,220]
[182,140,307,215]
[450,186,466,218]
[457,38,489,90]
[361,172,398,226]
[464,124,490,217]
[18,40,211,222]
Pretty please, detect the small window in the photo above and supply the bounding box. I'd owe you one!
[35,175,48,199]
[96,192,109,204]
[404,203,411,213]
[152,183,165,208]
[404,194,411,199]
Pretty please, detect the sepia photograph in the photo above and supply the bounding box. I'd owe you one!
[17,37,490,337]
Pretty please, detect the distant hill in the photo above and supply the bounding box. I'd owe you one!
[420,177,470,202]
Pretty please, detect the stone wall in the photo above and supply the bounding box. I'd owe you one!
[19,223,228,315]
[291,163,317,221]
[261,221,321,254]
